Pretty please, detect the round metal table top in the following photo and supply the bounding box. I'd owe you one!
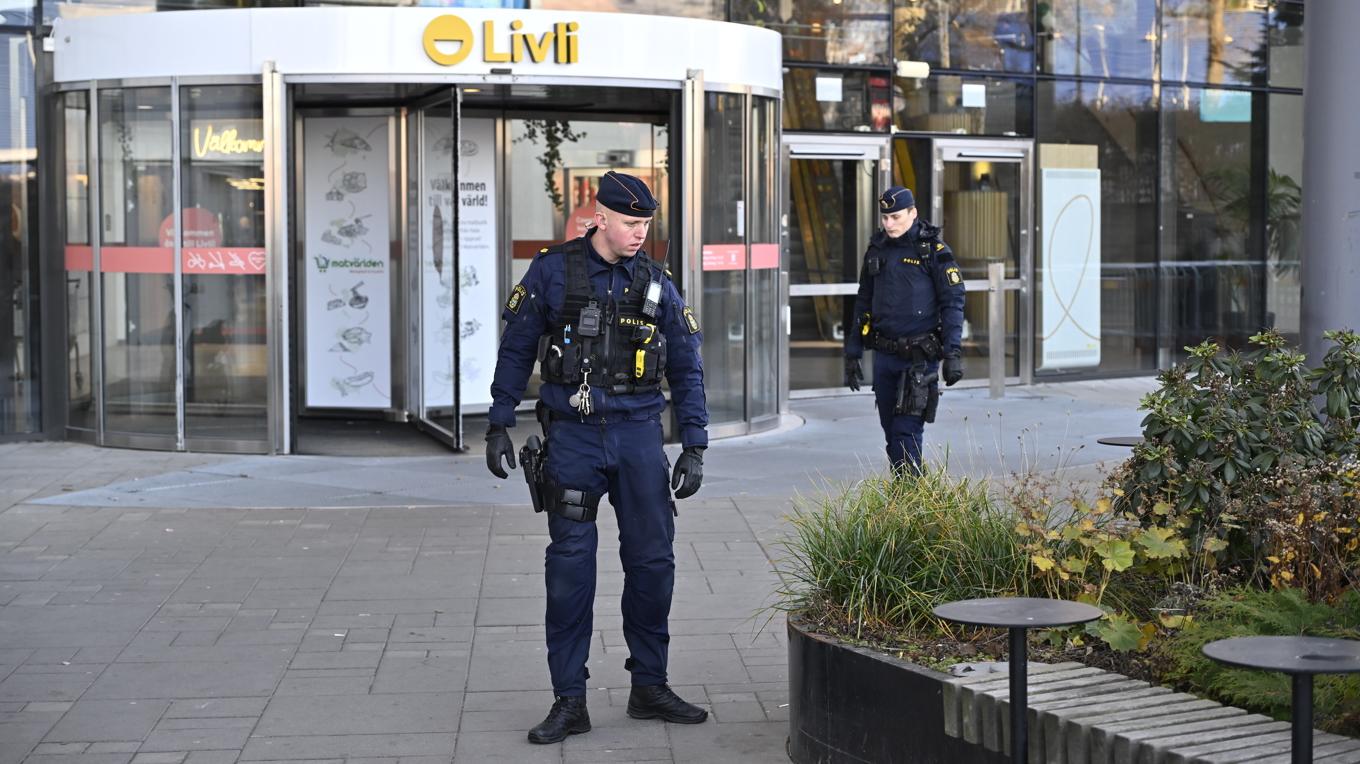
[1096,436,1145,448]
[1202,636,1360,675]
[932,597,1105,629]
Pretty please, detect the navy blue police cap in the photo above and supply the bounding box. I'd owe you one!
[879,186,915,214]
[597,171,658,218]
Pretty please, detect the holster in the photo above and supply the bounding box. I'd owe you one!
[894,365,940,423]
[519,435,548,514]
[521,401,603,523]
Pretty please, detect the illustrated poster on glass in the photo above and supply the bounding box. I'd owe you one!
[422,117,497,410]
[303,116,392,408]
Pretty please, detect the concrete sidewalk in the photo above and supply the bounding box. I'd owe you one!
[0,379,1154,763]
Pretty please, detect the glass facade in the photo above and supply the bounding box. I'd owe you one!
[701,92,747,426]
[62,90,92,432]
[0,31,37,435]
[9,0,1313,445]
[179,84,267,443]
[1160,85,1262,359]
[99,87,176,440]
[49,73,780,449]
[1036,81,1158,372]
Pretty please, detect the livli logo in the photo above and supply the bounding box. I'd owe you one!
[423,15,579,67]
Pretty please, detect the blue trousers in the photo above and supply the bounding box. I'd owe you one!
[872,353,936,474]
[543,417,675,697]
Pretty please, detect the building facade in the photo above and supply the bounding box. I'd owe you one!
[0,0,1307,452]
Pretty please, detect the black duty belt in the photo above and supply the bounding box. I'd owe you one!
[867,330,942,362]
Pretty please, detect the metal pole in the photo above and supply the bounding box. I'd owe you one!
[1300,1,1360,363]
[989,261,1004,399]
[1291,673,1312,764]
[1009,627,1027,764]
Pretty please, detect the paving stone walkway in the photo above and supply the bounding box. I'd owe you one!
[0,380,1153,763]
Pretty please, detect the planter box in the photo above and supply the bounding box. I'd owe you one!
[788,618,1006,764]
[790,618,1360,764]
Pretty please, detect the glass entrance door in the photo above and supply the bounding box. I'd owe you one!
[411,91,461,448]
[931,139,1033,385]
[784,136,888,393]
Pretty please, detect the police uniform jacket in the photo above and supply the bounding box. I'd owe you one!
[489,229,709,448]
[845,218,966,359]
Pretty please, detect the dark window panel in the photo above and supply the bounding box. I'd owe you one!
[1160,85,1266,360]
[893,74,1032,136]
[783,68,892,132]
[895,0,1035,73]
[1038,0,1157,80]
[1266,92,1302,343]
[732,0,890,66]
[1161,0,1267,86]
[1268,1,1304,88]
[1036,80,1158,374]
[0,32,38,435]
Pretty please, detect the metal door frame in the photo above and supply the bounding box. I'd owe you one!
[782,132,890,400]
[931,137,1034,386]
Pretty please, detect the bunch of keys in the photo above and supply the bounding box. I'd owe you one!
[568,380,593,416]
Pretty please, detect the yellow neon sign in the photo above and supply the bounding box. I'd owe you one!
[423,15,579,67]
[192,124,265,159]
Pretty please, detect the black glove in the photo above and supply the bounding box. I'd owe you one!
[844,357,864,392]
[485,424,516,479]
[671,446,704,500]
[942,354,964,387]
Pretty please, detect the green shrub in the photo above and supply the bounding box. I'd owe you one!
[1113,329,1360,596]
[1158,587,1360,735]
[773,467,1027,638]
[1008,476,1193,652]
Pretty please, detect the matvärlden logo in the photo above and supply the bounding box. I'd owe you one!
[314,254,384,274]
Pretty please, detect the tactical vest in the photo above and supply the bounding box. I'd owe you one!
[536,238,669,395]
[858,231,945,362]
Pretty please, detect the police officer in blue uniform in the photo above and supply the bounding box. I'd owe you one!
[485,171,711,744]
[844,186,966,474]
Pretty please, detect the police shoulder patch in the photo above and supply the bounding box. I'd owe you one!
[945,267,963,286]
[682,306,700,334]
[935,242,944,251]
[506,284,528,314]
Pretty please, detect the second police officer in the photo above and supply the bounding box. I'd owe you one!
[484,171,711,745]
[844,186,966,474]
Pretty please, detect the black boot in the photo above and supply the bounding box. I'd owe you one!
[626,684,709,724]
[527,695,591,744]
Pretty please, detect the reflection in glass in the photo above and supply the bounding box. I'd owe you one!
[1160,86,1264,360]
[99,87,175,438]
[532,0,714,18]
[783,68,892,132]
[895,0,1034,73]
[701,93,746,425]
[1036,80,1158,374]
[180,85,267,442]
[894,74,1032,135]
[1266,93,1302,344]
[788,157,875,390]
[942,159,1020,281]
[1038,0,1156,79]
[0,32,37,435]
[732,0,890,66]
[1161,0,1267,86]
[958,290,1019,380]
[749,97,779,418]
[64,91,95,431]
[939,157,1021,372]
[1268,2,1304,89]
